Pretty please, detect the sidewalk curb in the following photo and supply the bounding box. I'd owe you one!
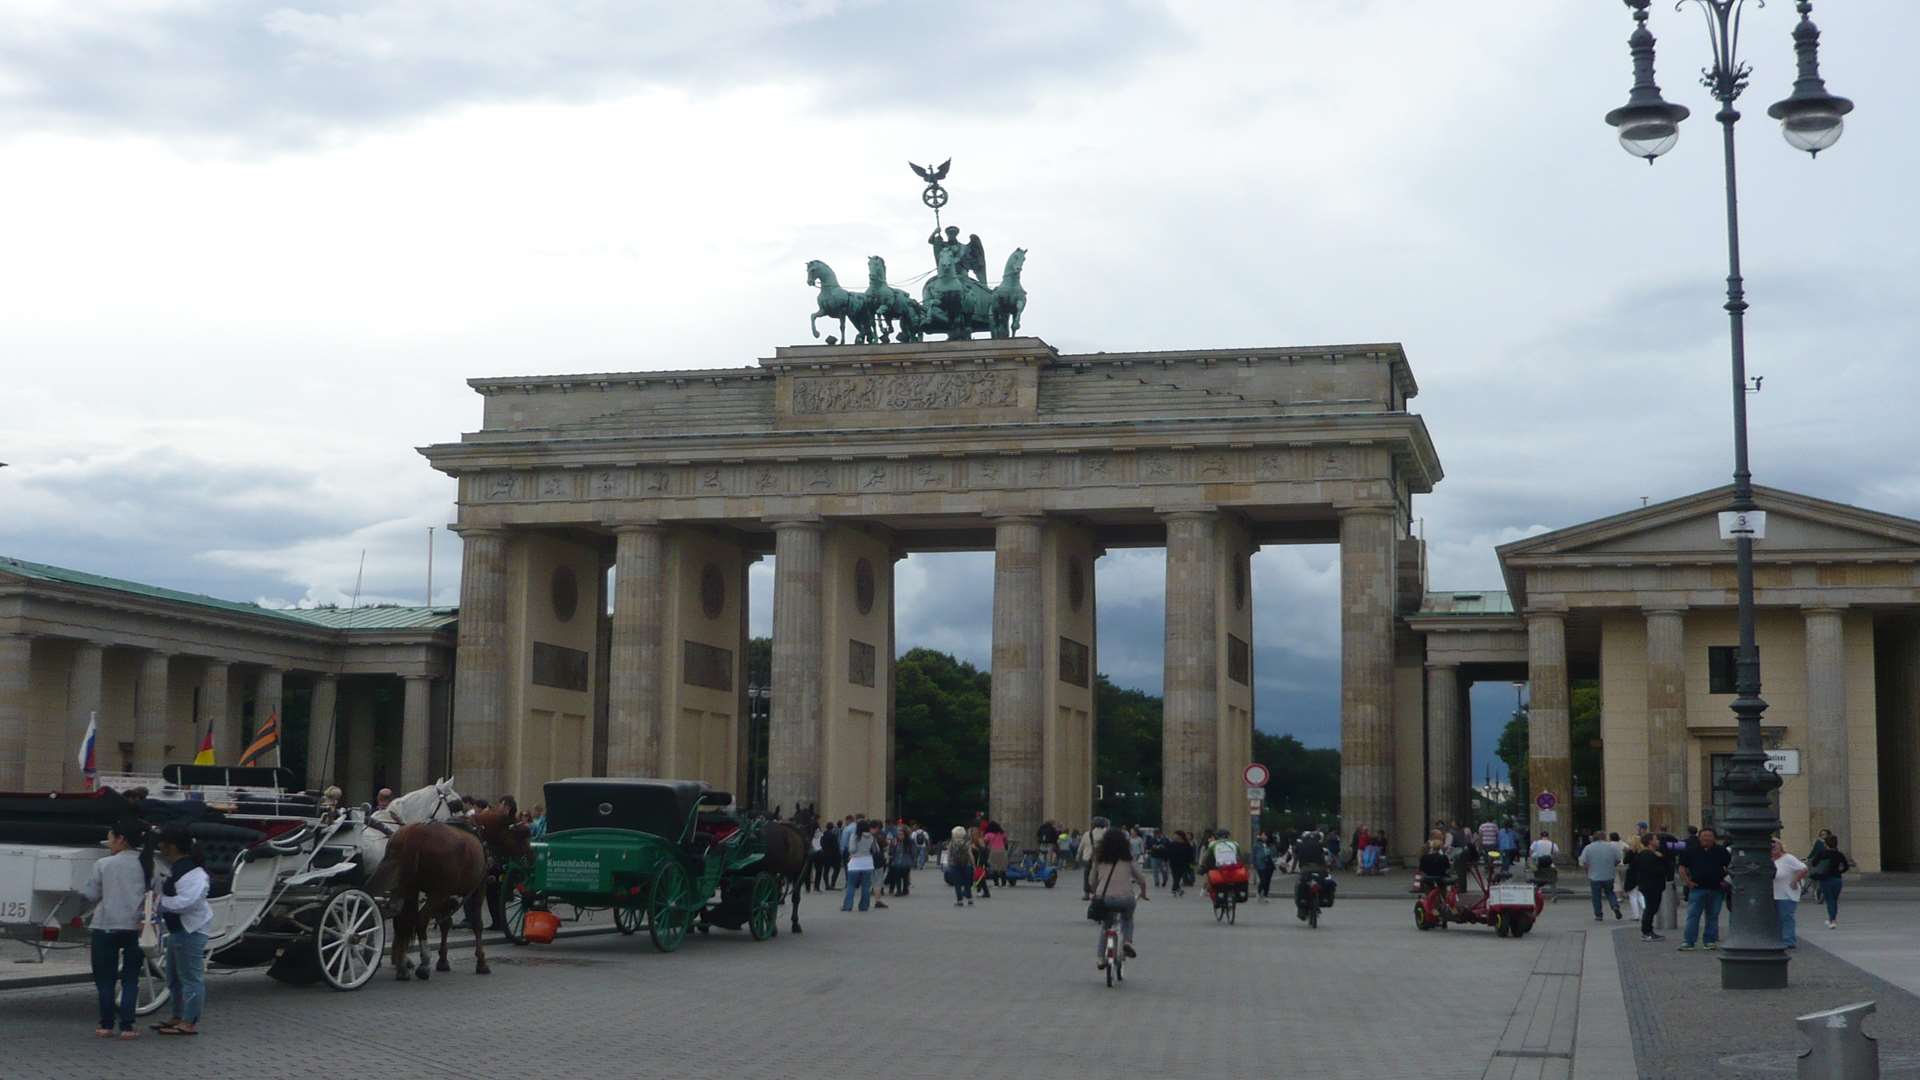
[1572,925,1635,1079]
[0,923,621,994]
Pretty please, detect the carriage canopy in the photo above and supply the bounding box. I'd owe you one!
[542,778,731,840]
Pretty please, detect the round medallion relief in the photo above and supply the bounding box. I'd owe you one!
[1233,561,1248,612]
[854,558,876,615]
[550,565,579,623]
[1067,557,1086,613]
[700,563,726,619]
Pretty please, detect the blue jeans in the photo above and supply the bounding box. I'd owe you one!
[1684,887,1724,945]
[164,931,206,1024]
[842,869,873,911]
[1776,898,1799,946]
[1360,847,1377,872]
[89,929,142,1032]
[1817,877,1843,921]
[1589,880,1621,918]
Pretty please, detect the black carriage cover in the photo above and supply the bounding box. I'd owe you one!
[543,778,730,840]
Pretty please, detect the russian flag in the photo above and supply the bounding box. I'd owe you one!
[77,711,98,790]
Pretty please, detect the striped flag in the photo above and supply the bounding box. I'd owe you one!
[192,721,216,766]
[238,707,279,767]
[77,711,98,790]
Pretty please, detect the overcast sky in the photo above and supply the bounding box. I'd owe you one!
[3,2,1914,782]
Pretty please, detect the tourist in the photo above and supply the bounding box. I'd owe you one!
[1369,829,1387,875]
[1808,832,1851,928]
[1129,826,1146,864]
[983,820,1009,887]
[1086,826,1149,970]
[1625,832,1671,941]
[969,824,991,899]
[375,787,394,810]
[1325,827,1341,870]
[153,824,212,1035]
[79,818,151,1039]
[1253,832,1277,901]
[842,821,878,912]
[1478,817,1499,857]
[530,804,547,840]
[1355,825,1374,874]
[1163,831,1195,897]
[1498,820,1521,866]
[1771,838,1809,948]
[1147,830,1169,887]
[1578,833,1624,922]
[1677,826,1732,951]
[945,826,975,906]
[1417,833,1452,900]
[912,823,930,869]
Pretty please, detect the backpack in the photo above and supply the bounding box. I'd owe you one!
[1293,834,1325,866]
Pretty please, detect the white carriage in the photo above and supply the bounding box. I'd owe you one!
[0,764,428,1013]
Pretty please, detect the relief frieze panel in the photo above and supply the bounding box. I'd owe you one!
[790,370,1020,415]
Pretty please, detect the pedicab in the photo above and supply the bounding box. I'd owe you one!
[505,778,782,952]
[1003,848,1058,887]
[1412,854,1544,937]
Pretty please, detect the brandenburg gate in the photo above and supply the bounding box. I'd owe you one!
[421,336,1441,845]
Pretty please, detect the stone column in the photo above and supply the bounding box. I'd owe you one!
[1162,511,1220,836]
[307,674,338,788]
[0,635,31,790]
[452,527,511,800]
[1526,611,1572,856]
[1339,508,1398,839]
[1804,607,1849,840]
[67,643,105,789]
[401,675,433,791]
[133,650,171,773]
[346,687,375,801]
[1426,662,1462,827]
[199,661,232,769]
[767,520,825,814]
[254,667,284,765]
[990,515,1047,843]
[1645,609,1688,833]
[607,524,666,777]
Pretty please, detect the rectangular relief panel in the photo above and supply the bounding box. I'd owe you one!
[532,643,591,692]
[778,367,1036,430]
[849,639,877,688]
[1059,637,1090,689]
[683,641,735,692]
[1227,634,1251,685]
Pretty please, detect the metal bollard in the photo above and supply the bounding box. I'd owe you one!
[1663,880,1679,930]
[1797,1001,1878,1079]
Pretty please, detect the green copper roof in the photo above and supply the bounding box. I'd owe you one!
[1417,591,1515,616]
[0,556,454,634]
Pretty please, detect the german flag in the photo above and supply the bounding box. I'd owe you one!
[238,707,279,767]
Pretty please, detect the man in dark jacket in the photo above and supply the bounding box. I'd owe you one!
[1677,827,1732,950]
[1625,834,1673,941]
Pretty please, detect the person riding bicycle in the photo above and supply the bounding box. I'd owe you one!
[1289,827,1333,916]
[1200,828,1249,902]
[1086,826,1149,970]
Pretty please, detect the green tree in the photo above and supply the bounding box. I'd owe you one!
[1252,730,1340,832]
[893,647,992,829]
[1496,704,1529,820]
[1494,682,1603,830]
[1094,676,1162,826]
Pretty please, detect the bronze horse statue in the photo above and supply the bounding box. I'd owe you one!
[760,803,819,935]
[367,803,531,980]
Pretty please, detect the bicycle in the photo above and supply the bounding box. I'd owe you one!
[1101,911,1125,987]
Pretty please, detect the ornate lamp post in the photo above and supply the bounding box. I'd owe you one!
[1603,0,1852,991]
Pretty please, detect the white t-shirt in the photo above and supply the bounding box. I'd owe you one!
[1211,841,1240,867]
[1773,853,1808,900]
[1529,839,1559,861]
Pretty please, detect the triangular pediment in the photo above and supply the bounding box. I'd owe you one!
[1499,486,1920,563]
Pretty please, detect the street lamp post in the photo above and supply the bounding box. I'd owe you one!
[1604,0,1852,991]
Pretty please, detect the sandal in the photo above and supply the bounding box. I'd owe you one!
[118,1030,141,1040]
[94,1028,113,1038]
[150,1020,182,1032]
[157,1026,197,1036]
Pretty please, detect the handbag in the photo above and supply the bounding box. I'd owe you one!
[1085,863,1118,922]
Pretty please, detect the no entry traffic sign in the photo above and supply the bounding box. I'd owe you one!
[1244,763,1270,788]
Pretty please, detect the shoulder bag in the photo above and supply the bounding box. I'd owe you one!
[1085,863,1119,922]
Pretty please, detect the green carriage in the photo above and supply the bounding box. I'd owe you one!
[504,778,782,952]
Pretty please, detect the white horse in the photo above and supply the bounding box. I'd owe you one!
[351,776,465,877]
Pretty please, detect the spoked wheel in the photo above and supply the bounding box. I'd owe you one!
[1213,896,1226,923]
[648,861,690,953]
[316,887,386,991]
[134,944,170,1016]
[500,864,531,946]
[1227,898,1237,925]
[748,873,780,942]
[614,904,642,936]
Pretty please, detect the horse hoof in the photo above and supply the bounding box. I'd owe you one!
[435,959,450,973]
[417,965,431,980]
[396,968,411,982]
[792,925,803,934]
[475,961,491,975]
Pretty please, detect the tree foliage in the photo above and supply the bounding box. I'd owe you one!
[1495,681,1603,829]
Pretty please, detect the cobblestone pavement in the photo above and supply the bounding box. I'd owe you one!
[2,882,1579,1080]
[1615,920,1920,1077]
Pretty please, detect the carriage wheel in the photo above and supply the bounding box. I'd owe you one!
[648,862,691,953]
[614,904,642,935]
[133,944,170,1016]
[316,887,386,991]
[748,873,780,942]
[500,864,531,946]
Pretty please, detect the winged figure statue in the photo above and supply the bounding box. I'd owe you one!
[909,159,951,183]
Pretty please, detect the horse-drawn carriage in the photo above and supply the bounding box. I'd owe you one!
[0,765,408,1012]
[505,778,784,953]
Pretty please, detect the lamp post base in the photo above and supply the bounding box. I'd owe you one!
[1720,947,1791,990]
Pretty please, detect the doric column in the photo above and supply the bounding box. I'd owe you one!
[133,650,171,773]
[1804,607,1849,840]
[767,520,826,813]
[990,515,1047,843]
[345,687,375,800]
[0,635,31,790]
[307,674,338,788]
[401,675,433,791]
[1425,662,1462,827]
[200,661,232,770]
[1526,611,1572,856]
[254,666,284,766]
[67,642,105,789]
[1161,511,1220,836]
[1645,609,1688,833]
[452,527,510,800]
[607,524,667,777]
[1339,507,1398,839]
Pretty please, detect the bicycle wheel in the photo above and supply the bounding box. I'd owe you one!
[1307,894,1320,929]
[1227,899,1237,925]
[1104,932,1115,987]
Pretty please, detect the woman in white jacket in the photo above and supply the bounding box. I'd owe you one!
[153,824,213,1036]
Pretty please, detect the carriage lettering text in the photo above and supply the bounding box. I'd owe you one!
[789,371,1019,415]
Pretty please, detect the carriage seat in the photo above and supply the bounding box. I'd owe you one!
[184,822,266,898]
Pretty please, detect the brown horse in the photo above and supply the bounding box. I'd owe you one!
[761,804,817,935]
[368,805,530,981]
